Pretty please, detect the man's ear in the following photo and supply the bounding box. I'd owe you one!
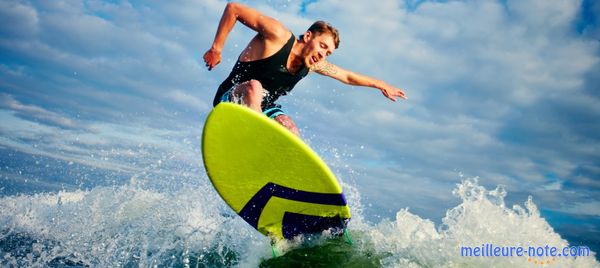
[303,31,311,42]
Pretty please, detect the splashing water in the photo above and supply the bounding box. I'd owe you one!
[0,181,270,267]
[368,178,598,267]
[1,176,598,267]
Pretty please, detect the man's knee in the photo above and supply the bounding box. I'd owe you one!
[245,79,263,98]
[233,79,263,97]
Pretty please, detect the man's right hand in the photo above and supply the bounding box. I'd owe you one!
[203,48,222,71]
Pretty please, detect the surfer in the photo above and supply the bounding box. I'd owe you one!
[204,2,407,136]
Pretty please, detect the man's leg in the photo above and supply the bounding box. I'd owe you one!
[274,115,300,137]
[231,79,264,113]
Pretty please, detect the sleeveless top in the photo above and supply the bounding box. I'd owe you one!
[213,34,310,109]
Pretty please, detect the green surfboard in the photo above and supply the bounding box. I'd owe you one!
[202,103,351,241]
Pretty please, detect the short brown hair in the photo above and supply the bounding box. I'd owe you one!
[300,21,340,49]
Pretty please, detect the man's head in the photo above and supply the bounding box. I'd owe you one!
[300,21,339,67]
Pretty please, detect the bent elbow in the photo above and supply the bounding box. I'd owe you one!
[225,2,240,16]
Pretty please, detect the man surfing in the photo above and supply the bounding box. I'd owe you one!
[203,2,407,136]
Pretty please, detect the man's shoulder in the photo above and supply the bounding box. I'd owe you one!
[261,28,293,43]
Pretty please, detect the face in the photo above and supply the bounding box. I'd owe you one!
[302,31,335,67]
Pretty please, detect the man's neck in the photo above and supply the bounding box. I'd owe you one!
[287,40,306,73]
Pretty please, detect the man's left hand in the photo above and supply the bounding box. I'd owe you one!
[380,85,407,102]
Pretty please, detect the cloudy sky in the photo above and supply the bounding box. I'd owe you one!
[1,0,599,248]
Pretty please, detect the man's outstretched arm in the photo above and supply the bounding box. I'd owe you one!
[203,2,287,70]
[312,61,407,102]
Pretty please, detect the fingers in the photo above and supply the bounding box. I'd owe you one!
[397,90,408,100]
[205,59,216,70]
[202,52,211,70]
[203,57,214,70]
[204,58,219,71]
[203,50,220,71]
[382,88,407,102]
[391,88,407,100]
[384,91,396,102]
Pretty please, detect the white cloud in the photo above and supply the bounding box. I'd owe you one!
[165,89,210,112]
[0,94,83,130]
[0,108,200,176]
[0,0,39,38]
[556,201,600,217]
[507,0,579,33]
[541,180,563,191]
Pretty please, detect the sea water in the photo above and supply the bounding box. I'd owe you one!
[0,142,598,267]
[1,171,598,267]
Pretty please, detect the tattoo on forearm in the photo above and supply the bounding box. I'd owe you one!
[314,62,338,76]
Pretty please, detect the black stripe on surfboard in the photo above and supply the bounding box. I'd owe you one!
[238,182,347,230]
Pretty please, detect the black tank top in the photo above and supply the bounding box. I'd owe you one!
[213,34,309,109]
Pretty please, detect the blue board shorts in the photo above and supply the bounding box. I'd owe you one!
[218,86,286,120]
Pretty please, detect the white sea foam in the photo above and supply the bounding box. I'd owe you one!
[368,178,599,267]
[0,181,271,267]
[0,177,598,267]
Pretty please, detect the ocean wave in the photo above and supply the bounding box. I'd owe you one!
[0,178,597,267]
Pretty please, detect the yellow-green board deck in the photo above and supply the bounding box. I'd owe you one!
[202,103,351,240]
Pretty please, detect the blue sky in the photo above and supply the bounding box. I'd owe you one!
[1,0,599,248]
